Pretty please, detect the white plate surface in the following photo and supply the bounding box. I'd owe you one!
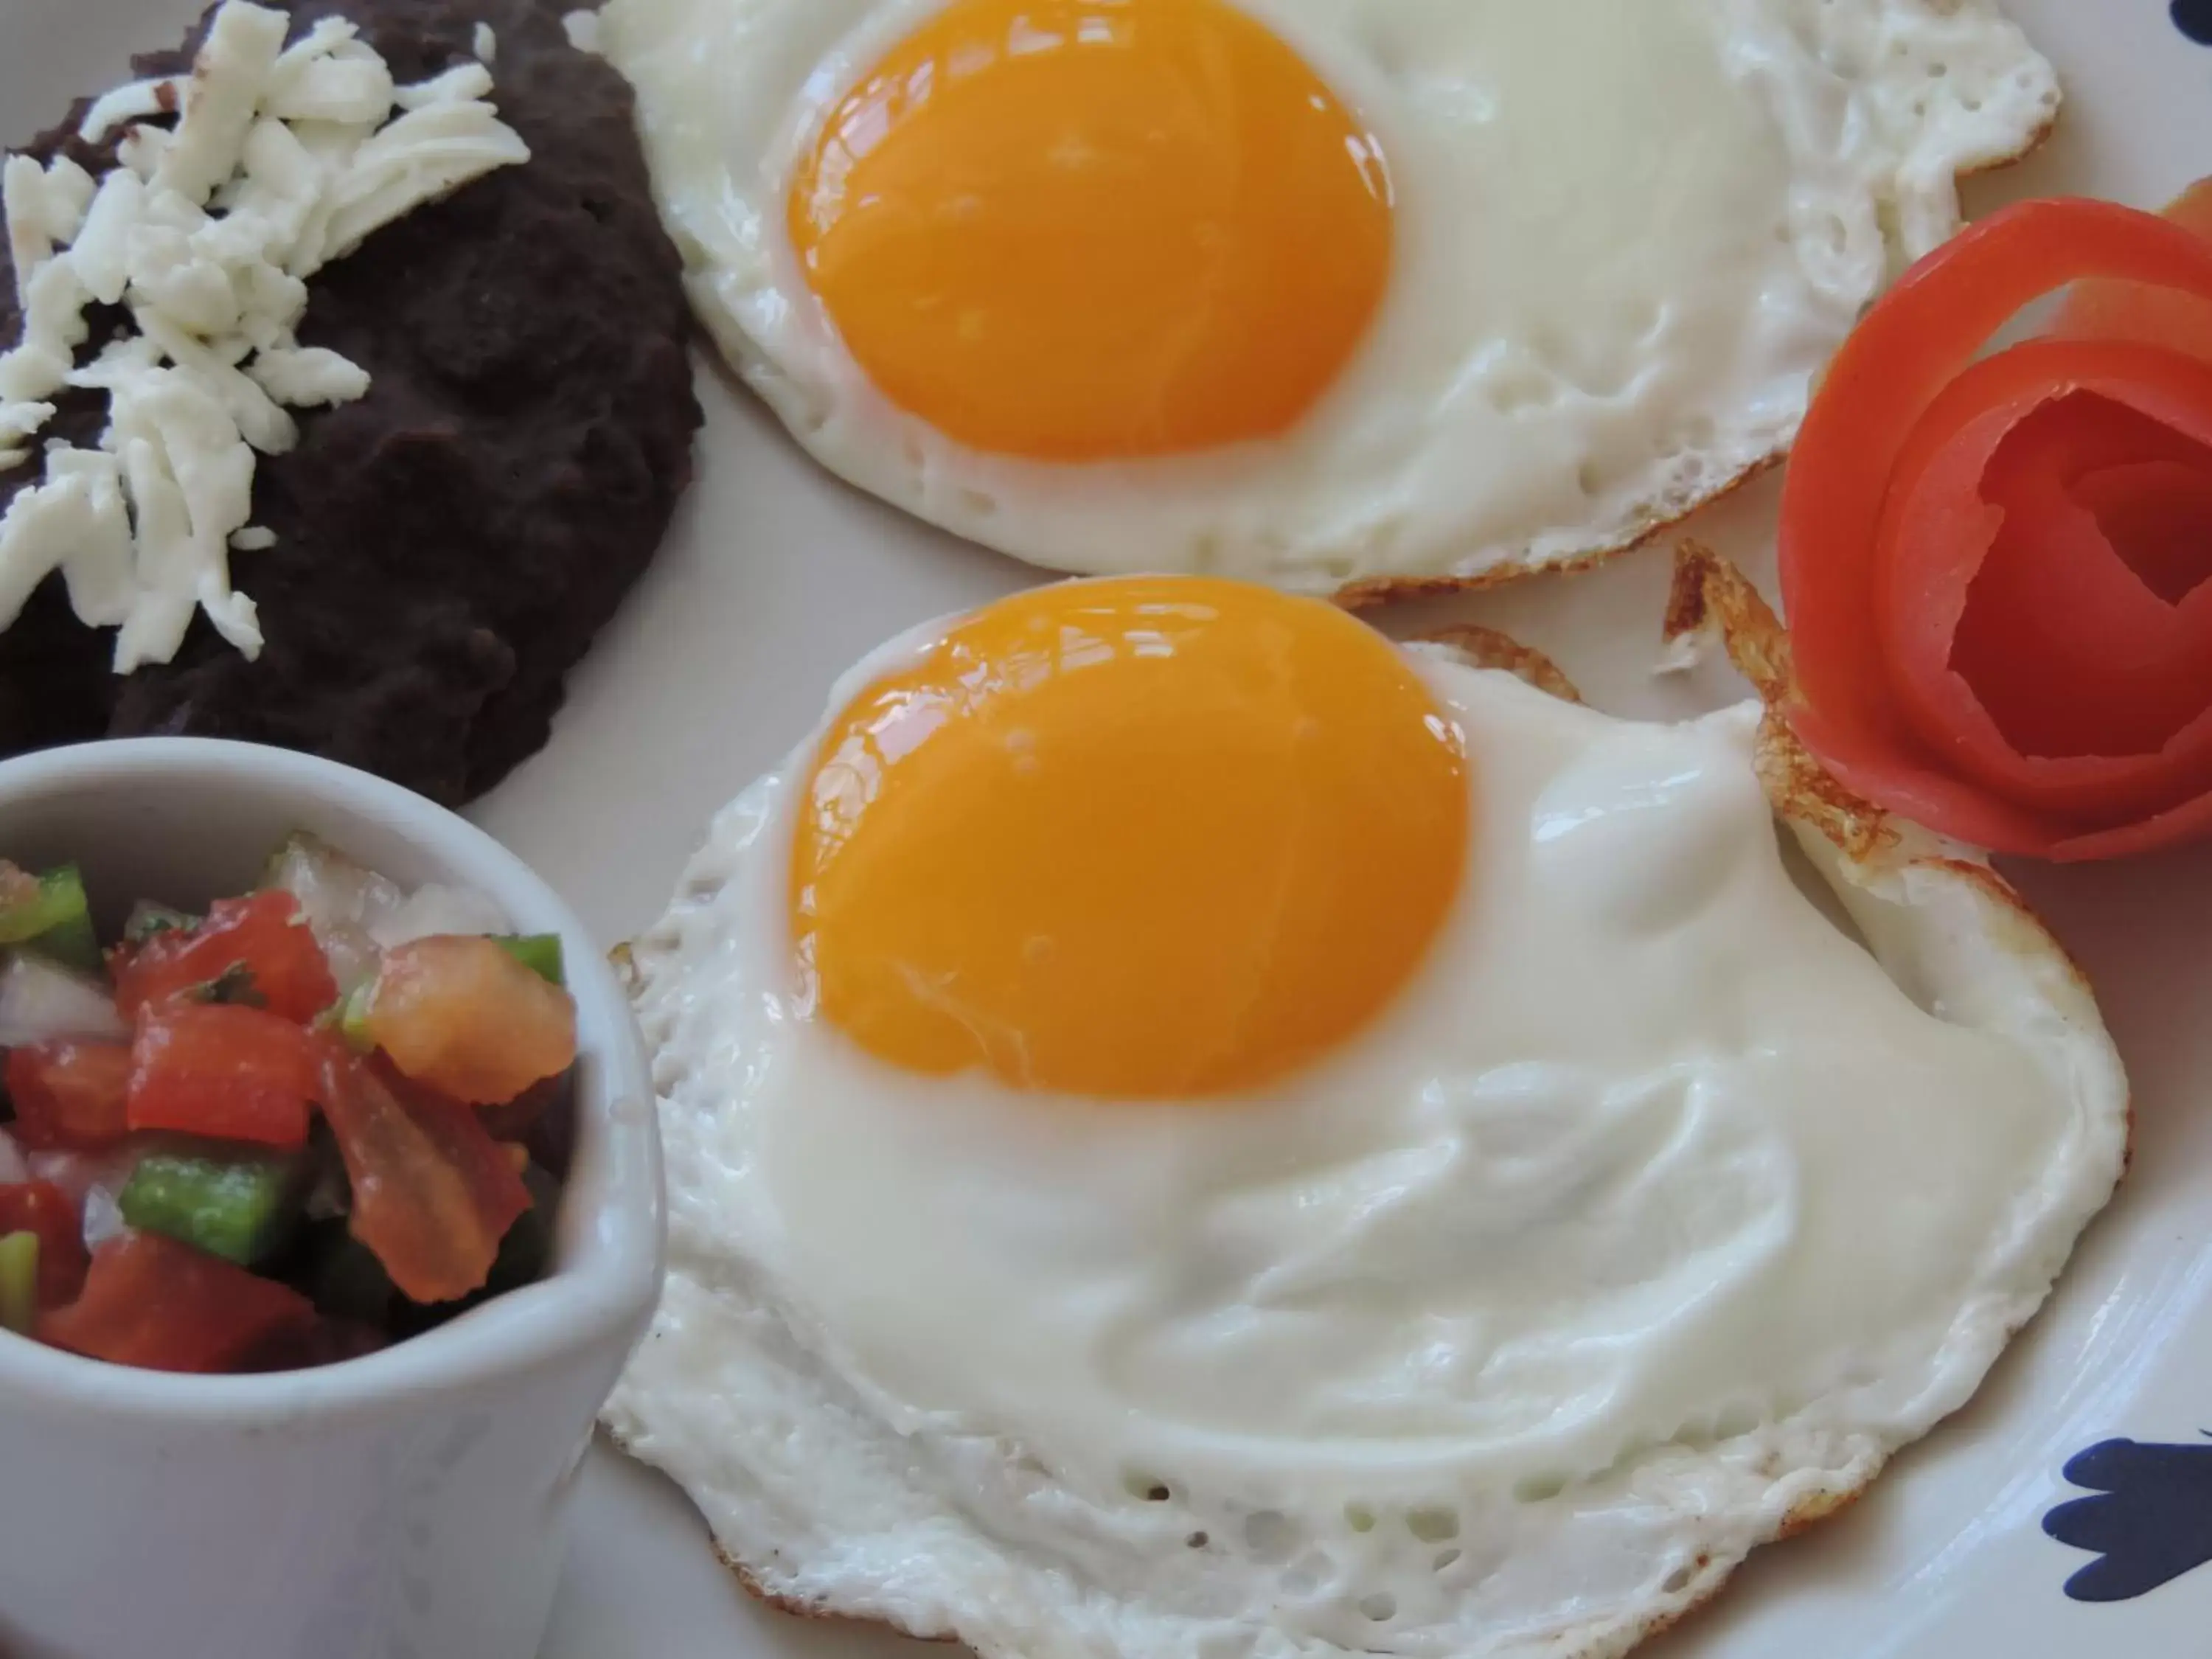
[7,1,2212,1655]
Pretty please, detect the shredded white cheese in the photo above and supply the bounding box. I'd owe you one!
[79,79,183,147]
[474,23,497,64]
[0,0,529,672]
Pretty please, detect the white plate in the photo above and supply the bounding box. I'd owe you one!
[9,1,2212,1655]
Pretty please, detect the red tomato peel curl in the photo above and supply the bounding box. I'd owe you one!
[1778,195,2212,860]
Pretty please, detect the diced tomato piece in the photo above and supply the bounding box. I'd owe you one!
[365,936,578,1107]
[316,1043,532,1305]
[38,1231,315,1373]
[0,1180,88,1306]
[111,891,339,1024]
[6,1040,133,1150]
[128,1004,321,1149]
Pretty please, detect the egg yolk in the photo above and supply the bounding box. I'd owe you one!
[791,578,1469,1098]
[787,0,1394,462]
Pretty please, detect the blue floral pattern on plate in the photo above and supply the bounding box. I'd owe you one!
[2045,1436,2212,1601]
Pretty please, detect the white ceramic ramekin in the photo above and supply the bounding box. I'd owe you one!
[0,739,665,1659]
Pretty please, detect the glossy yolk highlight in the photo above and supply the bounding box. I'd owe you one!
[787,0,1394,462]
[790,578,1469,1098]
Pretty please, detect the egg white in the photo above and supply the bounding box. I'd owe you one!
[605,633,2126,1659]
[600,0,2056,594]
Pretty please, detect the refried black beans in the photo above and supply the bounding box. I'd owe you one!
[0,0,701,806]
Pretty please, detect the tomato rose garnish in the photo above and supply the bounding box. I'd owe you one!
[1779,192,2212,860]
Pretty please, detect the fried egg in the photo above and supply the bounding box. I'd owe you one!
[605,577,2127,1659]
[599,0,2056,593]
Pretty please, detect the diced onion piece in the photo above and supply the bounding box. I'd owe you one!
[25,1144,143,1247]
[368,883,509,950]
[0,954,128,1046]
[261,831,403,993]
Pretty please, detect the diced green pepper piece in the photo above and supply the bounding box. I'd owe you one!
[493,934,566,987]
[0,1231,38,1335]
[119,1151,301,1266]
[0,866,101,974]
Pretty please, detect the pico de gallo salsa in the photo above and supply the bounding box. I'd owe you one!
[0,837,581,1374]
